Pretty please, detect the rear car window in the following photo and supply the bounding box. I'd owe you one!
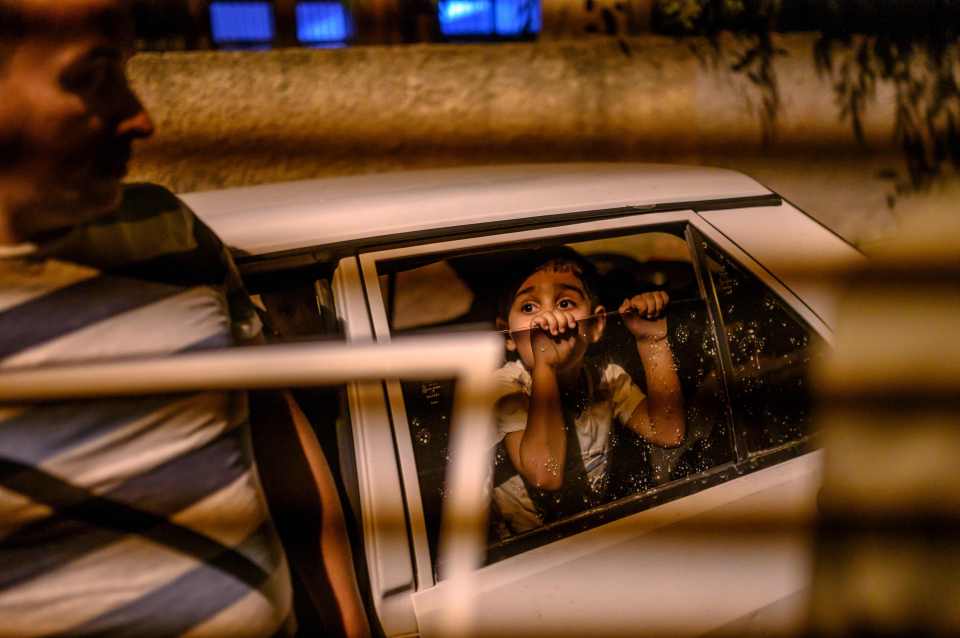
[701,243,824,454]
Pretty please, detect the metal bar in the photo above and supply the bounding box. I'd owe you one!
[0,335,500,401]
[434,364,497,637]
[0,333,500,637]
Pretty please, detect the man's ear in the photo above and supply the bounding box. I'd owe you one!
[496,317,517,352]
[588,306,606,343]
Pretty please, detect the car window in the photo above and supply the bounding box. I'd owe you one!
[253,276,342,342]
[701,243,824,454]
[245,269,367,575]
[376,224,736,567]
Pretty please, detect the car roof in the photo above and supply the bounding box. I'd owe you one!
[182,163,772,257]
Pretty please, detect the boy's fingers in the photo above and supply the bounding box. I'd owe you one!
[551,311,568,334]
[535,313,551,335]
[620,293,673,320]
[531,316,548,333]
[657,291,669,313]
[636,296,652,317]
[652,295,664,316]
[545,313,559,335]
[535,315,550,335]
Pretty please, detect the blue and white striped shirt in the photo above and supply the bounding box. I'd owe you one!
[0,185,294,637]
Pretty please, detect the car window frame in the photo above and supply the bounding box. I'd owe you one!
[690,218,834,346]
[355,209,834,586]
[688,224,829,462]
[334,256,422,635]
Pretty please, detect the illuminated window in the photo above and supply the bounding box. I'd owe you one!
[439,0,494,36]
[297,2,352,45]
[495,0,541,35]
[210,1,275,46]
[438,0,540,39]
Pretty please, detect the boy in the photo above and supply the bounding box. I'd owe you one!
[492,248,685,536]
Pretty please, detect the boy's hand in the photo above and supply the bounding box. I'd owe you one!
[528,309,580,369]
[620,292,669,342]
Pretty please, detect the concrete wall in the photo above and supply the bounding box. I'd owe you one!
[127,34,956,247]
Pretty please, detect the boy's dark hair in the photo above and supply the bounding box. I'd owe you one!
[497,246,604,320]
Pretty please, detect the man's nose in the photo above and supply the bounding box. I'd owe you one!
[117,104,155,140]
[112,80,155,140]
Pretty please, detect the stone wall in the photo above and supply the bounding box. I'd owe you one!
[127,34,956,247]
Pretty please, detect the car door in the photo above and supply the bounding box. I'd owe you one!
[353,208,843,636]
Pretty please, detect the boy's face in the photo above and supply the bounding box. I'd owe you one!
[503,265,605,372]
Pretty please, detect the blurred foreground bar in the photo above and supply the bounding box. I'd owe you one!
[809,211,960,636]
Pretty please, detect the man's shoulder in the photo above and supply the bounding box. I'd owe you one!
[116,182,188,219]
[95,182,209,260]
[81,183,197,239]
[47,184,230,284]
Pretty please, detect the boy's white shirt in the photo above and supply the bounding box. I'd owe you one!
[491,359,646,536]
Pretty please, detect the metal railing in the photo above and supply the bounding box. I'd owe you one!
[0,333,502,638]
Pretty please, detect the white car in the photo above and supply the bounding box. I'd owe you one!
[187,164,863,635]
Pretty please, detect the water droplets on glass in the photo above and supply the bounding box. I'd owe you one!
[415,427,431,446]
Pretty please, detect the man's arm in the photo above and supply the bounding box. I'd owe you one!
[282,392,371,638]
[249,390,372,638]
[189,201,369,635]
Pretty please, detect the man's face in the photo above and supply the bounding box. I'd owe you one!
[0,0,154,239]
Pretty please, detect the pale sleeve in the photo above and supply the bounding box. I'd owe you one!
[492,362,531,444]
[604,363,646,425]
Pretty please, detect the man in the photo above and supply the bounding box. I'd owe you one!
[0,2,370,636]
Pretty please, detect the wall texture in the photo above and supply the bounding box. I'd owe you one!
[127,35,954,246]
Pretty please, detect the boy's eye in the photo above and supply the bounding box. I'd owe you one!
[520,302,536,313]
[557,299,576,309]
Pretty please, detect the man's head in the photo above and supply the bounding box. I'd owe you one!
[498,247,607,371]
[0,0,154,243]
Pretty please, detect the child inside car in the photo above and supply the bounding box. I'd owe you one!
[491,247,685,537]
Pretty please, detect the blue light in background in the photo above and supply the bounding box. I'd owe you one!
[210,2,274,43]
[439,0,540,37]
[495,0,541,36]
[297,2,352,43]
[438,0,494,36]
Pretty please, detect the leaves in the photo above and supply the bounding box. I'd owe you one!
[601,8,618,35]
[649,0,960,197]
[820,31,960,195]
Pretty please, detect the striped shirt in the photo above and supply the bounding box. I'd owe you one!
[0,185,294,637]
